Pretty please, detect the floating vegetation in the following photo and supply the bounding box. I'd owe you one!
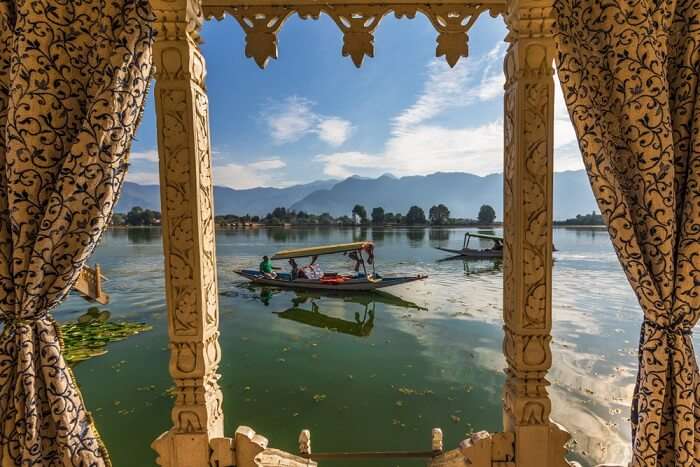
[397,387,434,397]
[61,307,152,365]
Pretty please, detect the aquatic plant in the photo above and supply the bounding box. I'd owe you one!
[61,307,152,365]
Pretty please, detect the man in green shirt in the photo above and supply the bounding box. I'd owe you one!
[259,256,277,279]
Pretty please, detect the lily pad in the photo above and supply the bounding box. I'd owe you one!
[61,312,152,365]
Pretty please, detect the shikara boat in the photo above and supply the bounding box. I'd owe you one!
[435,232,504,259]
[234,241,427,291]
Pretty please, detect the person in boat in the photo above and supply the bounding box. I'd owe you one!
[259,255,277,279]
[289,258,300,280]
[302,255,322,279]
[348,250,365,277]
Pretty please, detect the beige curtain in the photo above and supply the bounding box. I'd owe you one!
[555,0,700,465]
[0,1,153,465]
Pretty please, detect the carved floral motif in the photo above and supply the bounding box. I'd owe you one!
[152,0,224,459]
[203,3,495,68]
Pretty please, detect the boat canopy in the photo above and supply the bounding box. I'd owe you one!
[271,241,373,260]
[466,232,503,241]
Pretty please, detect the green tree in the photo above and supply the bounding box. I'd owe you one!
[124,206,161,226]
[405,206,427,225]
[477,204,496,224]
[111,213,126,226]
[126,206,144,225]
[428,204,450,225]
[371,207,385,225]
[352,204,368,223]
[319,213,334,225]
[271,207,288,220]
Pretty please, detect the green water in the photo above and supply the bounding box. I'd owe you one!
[57,227,687,466]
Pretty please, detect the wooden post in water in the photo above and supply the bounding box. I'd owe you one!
[150,0,224,465]
[502,0,570,465]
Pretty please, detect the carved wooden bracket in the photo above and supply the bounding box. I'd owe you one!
[231,7,293,68]
[203,2,505,68]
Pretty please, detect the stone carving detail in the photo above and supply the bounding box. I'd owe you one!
[231,7,293,68]
[420,5,486,67]
[203,3,496,68]
[501,1,570,465]
[327,6,388,67]
[428,431,514,467]
[298,429,311,455]
[152,1,224,465]
[431,427,443,453]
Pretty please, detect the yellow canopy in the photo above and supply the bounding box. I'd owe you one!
[271,241,373,260]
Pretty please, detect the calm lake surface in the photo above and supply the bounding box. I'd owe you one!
[57,226,692,466]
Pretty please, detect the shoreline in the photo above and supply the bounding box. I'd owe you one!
[108,224,608,230]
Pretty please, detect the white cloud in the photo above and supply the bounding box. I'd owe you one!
[125,170,159,185]
[554,81,584,171]
[213,158,291,189]
[265,96,353,147]
[317,117,353,146]
[248,159,286,170]
[392,42,507,133]
[316,122,504,178]
[315,43,582,178]
[267,97,316,143]
[129,149,159,162]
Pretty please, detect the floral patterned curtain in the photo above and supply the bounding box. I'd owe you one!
[555,0,700,465]
[0,1,153,465]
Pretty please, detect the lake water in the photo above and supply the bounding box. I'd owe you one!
[56,226,686,466]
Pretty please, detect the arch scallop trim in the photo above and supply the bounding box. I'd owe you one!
[201,1,506,68]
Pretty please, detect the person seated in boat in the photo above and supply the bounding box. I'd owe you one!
[301,256,323,280]
[259,255,277,279]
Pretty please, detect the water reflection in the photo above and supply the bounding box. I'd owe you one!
[406,228,426,245]
[428,229,450,242]
[243,287,426,337]
[123,227,162,244]
[276,294,376,337]
[436,256,502,275]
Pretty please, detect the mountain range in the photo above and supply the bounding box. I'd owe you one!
[116,170,598,220]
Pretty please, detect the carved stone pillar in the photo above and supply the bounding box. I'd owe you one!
[151,1,224,465]
[502,1,569,466]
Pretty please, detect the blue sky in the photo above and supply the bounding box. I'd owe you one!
[129,13,581,188]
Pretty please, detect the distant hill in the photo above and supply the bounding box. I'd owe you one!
[118,170,598,220]
[290,170,597,220]
[116,180,337,216]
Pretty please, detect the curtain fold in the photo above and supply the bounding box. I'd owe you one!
[555,0,700,465]
[0,1,153,465]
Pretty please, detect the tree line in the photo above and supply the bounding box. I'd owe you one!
[111,206,605,227]
[111,207,161,226]
[215,204,498,227]
[553,211,604,226]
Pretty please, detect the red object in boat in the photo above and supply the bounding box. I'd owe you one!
[320,275,350,284]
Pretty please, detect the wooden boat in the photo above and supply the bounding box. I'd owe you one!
[234,241,427,291]
[435,232,503,259]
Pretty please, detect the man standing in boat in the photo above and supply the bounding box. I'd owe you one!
[260,256,277,279]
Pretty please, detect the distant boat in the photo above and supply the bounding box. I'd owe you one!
[234,241,427,292]
[435,232,504,259]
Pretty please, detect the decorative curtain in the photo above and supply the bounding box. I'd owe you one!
[0,1,153,465]
[555,0,700,465]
